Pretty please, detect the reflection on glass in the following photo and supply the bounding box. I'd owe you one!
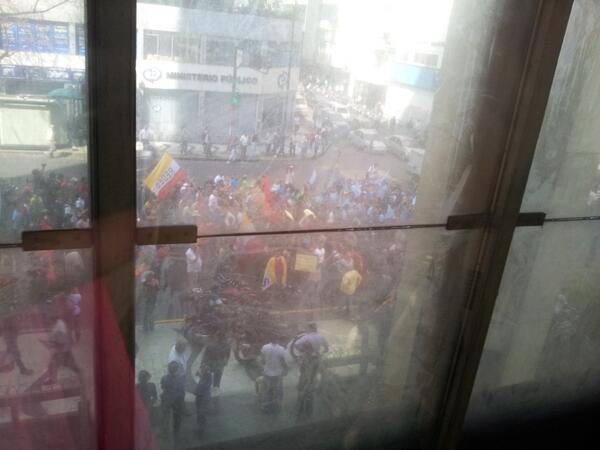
[134,227,482,448]
[521,0,600,218]
[0,0,89,243]
[0,248,95,449]
[467,222,600,428]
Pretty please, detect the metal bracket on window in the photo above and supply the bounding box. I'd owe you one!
[135,225,198,246]
[446,212,547,230]
[446,213,489,230]
[22,229,93,251]
[516,212,546,227]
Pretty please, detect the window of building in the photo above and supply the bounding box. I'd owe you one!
[206,39,236,65]
[143,30,177,60]
[413,52,439,68]
[173,35,202,64]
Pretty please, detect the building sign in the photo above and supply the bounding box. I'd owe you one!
[165,71,259,85]
[391,62,439,91]
[0,65,85,83]
[277,71,289,89]
[143,67,162,82]
[0,20,70,54]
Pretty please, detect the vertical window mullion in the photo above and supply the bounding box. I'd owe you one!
[87,0,137,449]
[432,1,574,449]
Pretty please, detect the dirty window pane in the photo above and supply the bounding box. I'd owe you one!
[0,0,89,244]
[0,247,96,449]
[521,0,600,218]
[135,0,519,233]
[466,2,600,429]
[466,222,600,432]
[134,228,484,448]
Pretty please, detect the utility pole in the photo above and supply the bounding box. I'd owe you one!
[229,44,241,138]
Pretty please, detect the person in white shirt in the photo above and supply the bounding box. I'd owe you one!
[42,314,81,385]
[168,341,190,376]
[46,124,56,158]
[260,340,288,413]
[208,190,219,211]
[239,133,249,159]
[185,244,203,288]
[67,288,82,343]
[295,324,329,356]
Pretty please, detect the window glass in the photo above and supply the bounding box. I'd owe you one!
[466,222,600,429]
[467,0,600,431]
[521,0,600,218]
[134,228,483,448]
[0,247,96,449]
[0,1,89,244]
[134,0,559,447]
[135,0,522,234]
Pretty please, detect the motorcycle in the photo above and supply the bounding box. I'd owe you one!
[232,308,298,363]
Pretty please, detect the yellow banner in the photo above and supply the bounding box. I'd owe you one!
[294,253,318,273]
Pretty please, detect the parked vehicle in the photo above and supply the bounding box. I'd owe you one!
[385,135,409,160]
[349,129,387,152]
[232,307,298,363]
[327,101,351,121]
[407,147,426,176]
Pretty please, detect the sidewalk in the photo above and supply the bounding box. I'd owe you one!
[138,138,336,163]
[136,319,380,448]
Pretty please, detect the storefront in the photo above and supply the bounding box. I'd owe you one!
[137,60,298,143]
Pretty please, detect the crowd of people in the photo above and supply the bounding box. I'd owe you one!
[139,162,417,234]
[0,165,89,242]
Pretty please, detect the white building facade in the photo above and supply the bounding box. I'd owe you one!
[136,2,302,143]
[0,1,302,147]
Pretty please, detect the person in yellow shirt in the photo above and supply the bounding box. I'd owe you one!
[262,252,288,290]
[340,269,362,317]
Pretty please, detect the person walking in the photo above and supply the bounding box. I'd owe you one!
[185,244,203,290]
[194,365,212,436]
[202,128,212,157]
[200,330,231,398]
[2,315,34,375]
[294,322,329,420]
[136,369,158,417]
[160,360,186,437]
[239,133,249,160]
[139,125,155,158]
[340,268,363,317]
[259,339,288,413]
[66,287,82,343]
[41,313,81,385]
[168,341,190,376]
[142,271,159,332]
[46,124,57,158]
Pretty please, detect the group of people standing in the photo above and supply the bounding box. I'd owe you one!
[136,320,330,441]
